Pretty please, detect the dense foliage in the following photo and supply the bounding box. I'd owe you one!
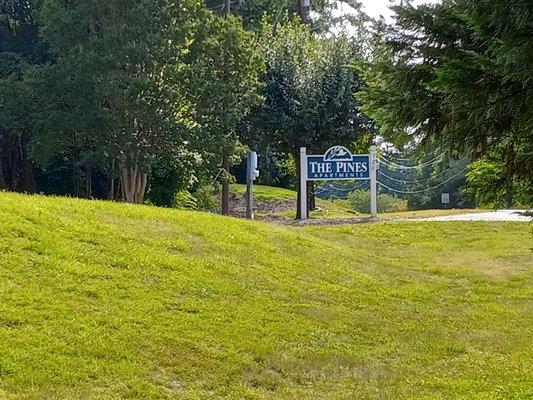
[239,19,374,215]
[464,151,533,208]
[358,0,532,205]
[0,0,263,204]
[1,0,530,211]
[347,189,408,214]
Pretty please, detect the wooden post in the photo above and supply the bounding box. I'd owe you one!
[299,147,308,220]
[370,145,378,218]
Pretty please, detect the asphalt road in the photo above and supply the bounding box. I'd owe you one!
[424,209,532,222]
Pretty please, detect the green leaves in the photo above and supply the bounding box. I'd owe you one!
[358,0,532,191]
[242,19,373,157]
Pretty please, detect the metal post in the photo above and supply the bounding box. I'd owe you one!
[245,152,253,219]
[370,145,378,219]
[299,147,308,220]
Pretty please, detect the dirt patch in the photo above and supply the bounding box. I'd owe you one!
[229,192,375,225]
[229,192,294,219]
[280,217,376,226]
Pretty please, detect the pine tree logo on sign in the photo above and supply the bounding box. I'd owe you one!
[324,146,351,160]
[306,146,370,180]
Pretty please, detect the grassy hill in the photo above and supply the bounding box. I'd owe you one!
[0,192,531,399]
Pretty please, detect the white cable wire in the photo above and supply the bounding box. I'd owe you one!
[328,182,368,192]
[378,157,469,184]
[378,155,445,170]
[316,181,368,193]
[377,166,469,194]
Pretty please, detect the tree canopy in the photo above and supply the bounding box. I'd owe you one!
[1,0,264,203]
[358,0,532,193]
[1,0,530,211]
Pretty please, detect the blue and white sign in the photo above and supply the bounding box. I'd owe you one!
[306,146,370,181]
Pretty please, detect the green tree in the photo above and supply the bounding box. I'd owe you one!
[26,0,261,205]
[358,0,532,196]
[179,14,264,214]
[31,0,206,203]
[0,0,47,192]
[464,149,533,208]
[240,19,373,217]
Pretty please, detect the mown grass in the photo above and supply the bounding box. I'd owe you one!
[0,192,531,399]
[231,184,296,201]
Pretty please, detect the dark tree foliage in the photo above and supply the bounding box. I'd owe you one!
[0,0,262,205]
[239,20,374,216]
[0,0,48,192]
[358,0,532,193]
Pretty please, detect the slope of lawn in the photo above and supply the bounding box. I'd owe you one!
[231,184,297,201]
[0,192,532,399]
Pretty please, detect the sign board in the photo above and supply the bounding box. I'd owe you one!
[441,193,450,204]
[306,146,370,181]
[299,145,377,220]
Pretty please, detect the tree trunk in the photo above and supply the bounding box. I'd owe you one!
[120,166,148,204]
[19,133,35,194]
[0,152,7,189]
[9,134,21,190]
[85,164,92,199]
[307,180,316,211]
[221,155,230,215]
[107,158,115,200]
[115,177,121,201]
[0,132,36,194]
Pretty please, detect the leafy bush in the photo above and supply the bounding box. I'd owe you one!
[463,159,532,209]
[348,190,408,214]
[173,190,198,210]
[385,196,409,213]
[173,185,218,212]
[193,185,219,211]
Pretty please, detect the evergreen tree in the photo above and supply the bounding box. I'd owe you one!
[0,0,47,192]
[358,0,532,195]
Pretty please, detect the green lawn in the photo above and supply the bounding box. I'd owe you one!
[0,192,532,399]
[231,184,297,201]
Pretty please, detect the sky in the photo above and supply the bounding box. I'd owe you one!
[358,0,396,21]
[358,0,440,21]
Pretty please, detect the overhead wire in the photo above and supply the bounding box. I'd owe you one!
[377,156,469,184]
[377,166,469,194]
[378,155,445,170]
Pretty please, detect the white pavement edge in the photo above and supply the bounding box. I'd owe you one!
[422,209,532,222]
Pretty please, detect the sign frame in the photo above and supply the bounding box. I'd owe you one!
[299,146,378,220]
[441,193,450,209]
[306,146,371,181]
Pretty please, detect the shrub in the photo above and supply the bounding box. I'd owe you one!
[347,190,408,214]
[193,185,219,211]
[173,185,218,212]
[173,190,198,210]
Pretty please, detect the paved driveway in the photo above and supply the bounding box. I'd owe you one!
[424,210,532,222]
